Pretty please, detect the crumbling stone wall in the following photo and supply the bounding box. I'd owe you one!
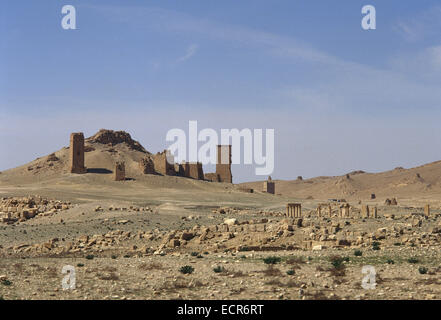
[216,145,232,183]
[175,163,185,176]
[184,162,204,180]
[70,133,87,174]
[153,150,175,176]
[114,162,125,181]
[139,156,155,174]
[205,173,220,182]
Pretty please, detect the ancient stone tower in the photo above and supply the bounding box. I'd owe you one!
[114,162,125,181]
[153,150,175,176]
[69,133,86,174]
[263,176,275,194]
[216,145,232,183]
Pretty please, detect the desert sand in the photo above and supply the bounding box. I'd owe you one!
[0,129,440,300]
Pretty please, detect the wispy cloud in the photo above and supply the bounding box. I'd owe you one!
[177,44,198,62]
[394,5,441,42]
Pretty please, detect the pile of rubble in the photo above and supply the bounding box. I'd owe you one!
[0,196,71,224]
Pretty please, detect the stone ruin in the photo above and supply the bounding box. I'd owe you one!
[339,203,351,218]
[263,176,275,194]
[69,133,87,174]
[286,203,302,218]
[139,156,155,174]
[204,173,220,182]
[183,162,204,180]
[216,145,232,183]
[0,196,71,224]
[114,162,125,181]
[67,131,232,183]
[385,198,398,206]
[425,204,430,217]
[153,150,175,176]
[314,203,379,219]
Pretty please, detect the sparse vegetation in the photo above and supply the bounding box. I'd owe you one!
[263,256,281,265]
[354,250,362,257]
[1,279,12,286]
[180,265,194,274]
[418,267,428,275]
[386,259,395,264]
[408,257,419,264]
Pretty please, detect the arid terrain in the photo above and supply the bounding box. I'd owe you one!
[0,130,440,300]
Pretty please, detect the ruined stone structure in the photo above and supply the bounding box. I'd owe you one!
[372,206,378,218]
[316,205,321,217]
[216,145,232,183]
[424,204,430,217]
[339,203,351,218]
[175,163,185,177]
[184,162,204,180]
[263,176,275,194]
[362,205,370,218]
[139,156,155,174]
[69,133,87,174]
[204,173,220,182]
[286,203,302,218]
[153,150,175,176]
[114,162,125,181]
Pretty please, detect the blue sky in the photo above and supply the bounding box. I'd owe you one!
[1,0,441,182]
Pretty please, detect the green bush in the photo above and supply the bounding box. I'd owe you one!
[77,263,84,267]
[111,255,117,259]
[213,266,224,273]
[408,257,419,264]
[190,252,199,257]
[330,256,346,269]
[85,254,94,260]
[1,280,12,286]
[180,265,194,274]
[386,259,395,264]
[354,250,363,257]
[263,256,281,265]
[418,267,428,274]
[286,269,295,276]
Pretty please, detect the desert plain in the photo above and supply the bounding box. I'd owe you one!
[0,129,440,300]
